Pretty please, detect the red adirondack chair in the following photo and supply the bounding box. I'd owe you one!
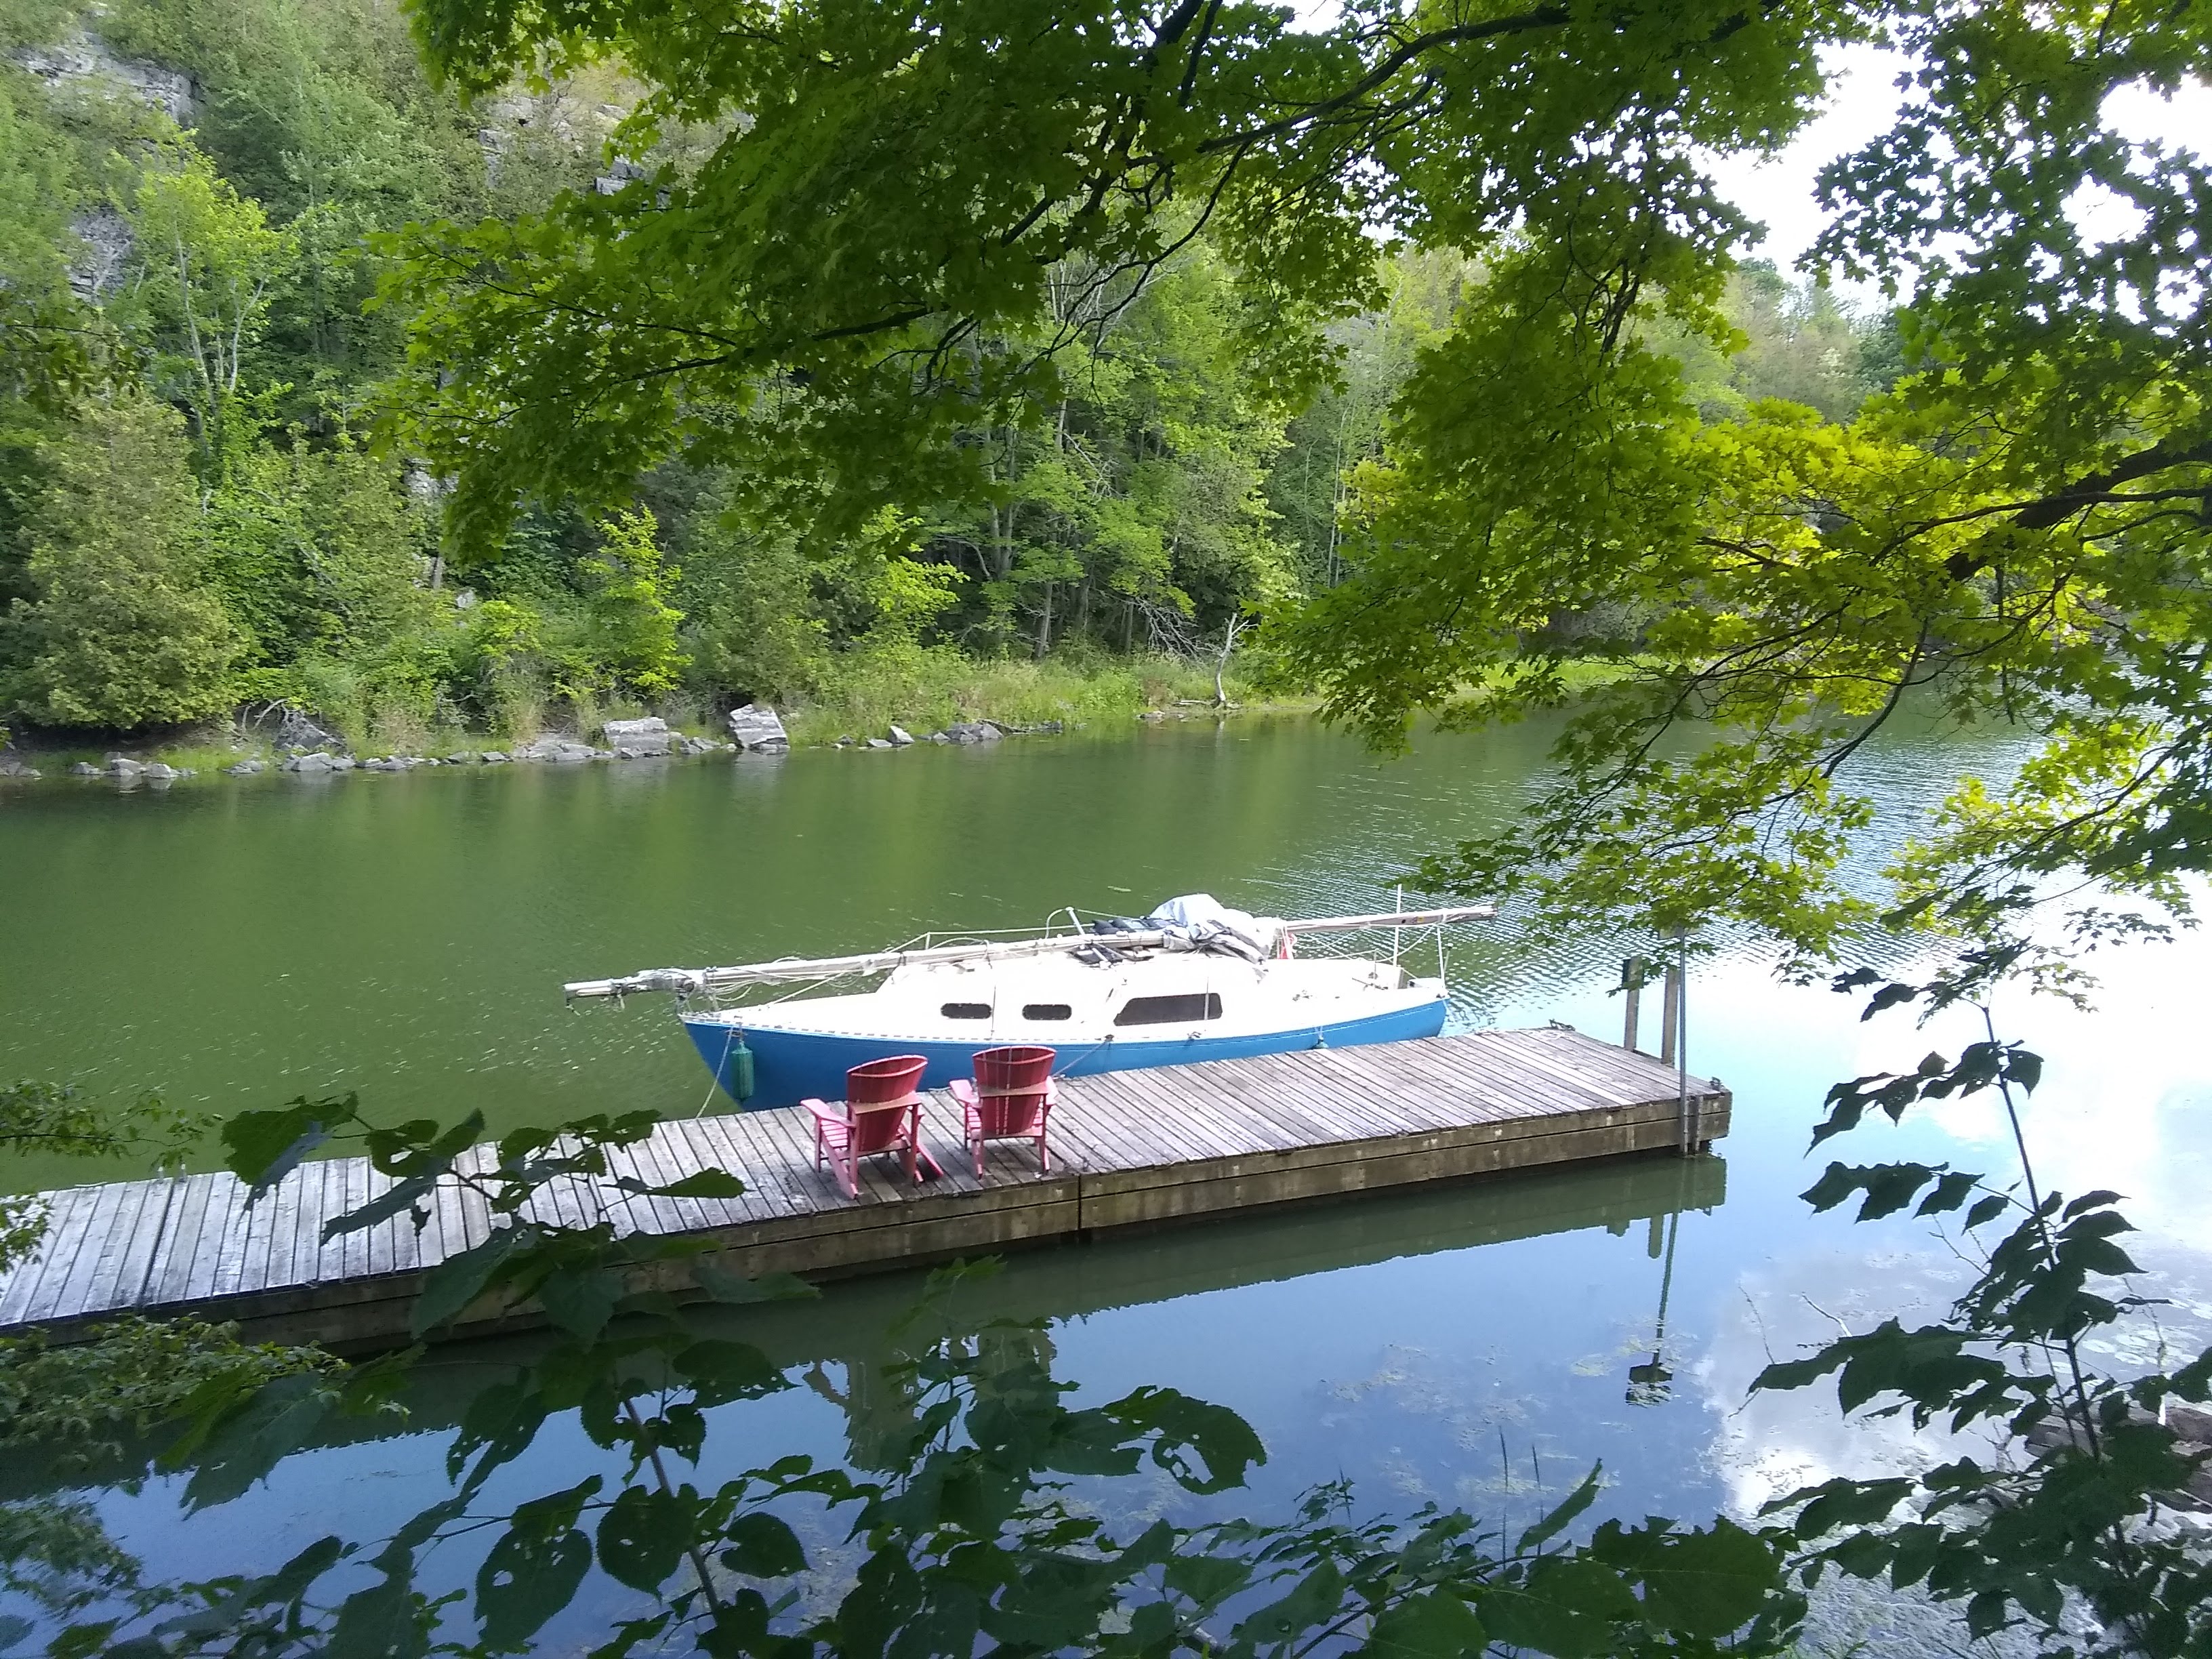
[803,1054,929,1199]
[948,1045,1057,1177]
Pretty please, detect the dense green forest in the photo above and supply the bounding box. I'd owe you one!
[0,0,1896,747]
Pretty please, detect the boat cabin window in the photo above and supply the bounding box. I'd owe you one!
[1021,1003,1073,1021]
[940,1002,993,1020]
[1114,992,1223,1027]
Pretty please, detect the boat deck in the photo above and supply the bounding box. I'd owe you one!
[0,1027,1727,1350]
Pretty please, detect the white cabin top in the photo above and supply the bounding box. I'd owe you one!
[687,951,1439,1046]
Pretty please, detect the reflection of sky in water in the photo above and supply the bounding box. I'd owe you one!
[12,713,2212,1646]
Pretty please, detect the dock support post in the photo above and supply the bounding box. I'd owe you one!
[1658,960,1681,1067]
[1666,932,1692,1154]
[1621,956,1647,1051]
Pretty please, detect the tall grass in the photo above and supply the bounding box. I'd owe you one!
[781,645,1269,745]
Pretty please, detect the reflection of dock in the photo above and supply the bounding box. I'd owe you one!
[0,1029,1727,1350]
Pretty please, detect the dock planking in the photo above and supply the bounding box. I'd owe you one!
[0,1027,1728,1350]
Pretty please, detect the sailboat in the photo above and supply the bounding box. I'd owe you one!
[562,895,1494,1108]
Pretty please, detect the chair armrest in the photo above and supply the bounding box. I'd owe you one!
[947,1078,978,1108]
[800,1098,844,1126]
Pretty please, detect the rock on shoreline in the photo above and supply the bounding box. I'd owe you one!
[728,703,789,752]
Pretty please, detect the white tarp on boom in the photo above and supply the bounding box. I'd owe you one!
[1146,894,1283,960]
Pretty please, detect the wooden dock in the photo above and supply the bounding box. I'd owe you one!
[0,1028,1727,1350]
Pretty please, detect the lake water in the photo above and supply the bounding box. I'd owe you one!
[4,714,2209,1651]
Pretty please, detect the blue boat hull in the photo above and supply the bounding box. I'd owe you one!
[680,999,1450,1109]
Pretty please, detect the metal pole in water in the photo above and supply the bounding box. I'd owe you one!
[1674,930,1692,1155]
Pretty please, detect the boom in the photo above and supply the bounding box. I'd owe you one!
[561,905,1494,1000]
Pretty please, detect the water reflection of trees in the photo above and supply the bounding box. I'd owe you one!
[1,1108,1792,1657]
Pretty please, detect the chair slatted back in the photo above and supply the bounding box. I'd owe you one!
[844,1054,927,1155]
[970,1046,1055,1136]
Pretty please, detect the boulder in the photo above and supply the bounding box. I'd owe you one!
[943,721,1002,744]
[224,758,264,776]
[104,754,142,777]
[0,759,40,779]
[865,737,894,749]
[886,724,915,746]
[928,731,951,743]
[444,752,478,765]
[514,737,598,764]
[480,751,510,764]
[329,756,356,771]
[727,703,789,753]
[282,752,335,773]
[602,716,672,756]
[1139,710,1167,722]
[70,762,100,777]
[140,762,178,782]
[275,709,343,753]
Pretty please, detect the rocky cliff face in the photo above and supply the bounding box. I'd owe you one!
[10,30,198,300]
[12,30,196,122]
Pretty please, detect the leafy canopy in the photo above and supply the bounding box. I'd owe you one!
[386,0,1835,548]
[386,0,2212,971]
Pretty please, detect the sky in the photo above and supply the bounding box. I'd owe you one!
[1279,5,2211,303]
[1704,41,2212,295]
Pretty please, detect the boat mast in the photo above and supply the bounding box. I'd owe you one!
[561,905,1494,1000]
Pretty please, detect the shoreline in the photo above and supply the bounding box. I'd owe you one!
[0,697,1321,787]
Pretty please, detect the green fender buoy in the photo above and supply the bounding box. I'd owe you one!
[726,1033,756,1102]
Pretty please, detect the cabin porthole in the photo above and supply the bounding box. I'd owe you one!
[1021,1003,1073,1021]
[940,1002,993,1019]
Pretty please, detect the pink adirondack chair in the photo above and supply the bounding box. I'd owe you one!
[803,1054,928,1199]
[948,1045,1057,1177]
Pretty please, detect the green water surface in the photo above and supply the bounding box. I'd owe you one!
[4,715,2210,1654]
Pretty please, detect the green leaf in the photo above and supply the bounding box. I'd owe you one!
[322,1170,441,1242]
[619,1168,747,1200]
[719,1512,806,1578]
[1915,1170,1980,1216]
[223,1094,358,1202]
[596,1486,691,1592]
[1479,1557,1639,1658]
[1517,1462,1601,1553]
[1964,1193,2010,1230]
[327,1573,430,1659]
[1232,1560,1345,1647]
[672,1339,786,1405]
[412,1228,524,1336]
[178,1374,339,1511]
[1782,1477,1912,1537]
[477,1483,599,1653]
[693,1261,818,1304]
[1163,1551,1251,1610]
[1603,1518,1781,1637]
[1801,1162,1940,1221]
[1360,1590,1486,1658]
[1118,1386,1267,1493]
[2062,1189,2123,1220]
[536,1266,622,1340]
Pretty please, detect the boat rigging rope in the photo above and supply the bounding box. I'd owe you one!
[696,1023,740,1118]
